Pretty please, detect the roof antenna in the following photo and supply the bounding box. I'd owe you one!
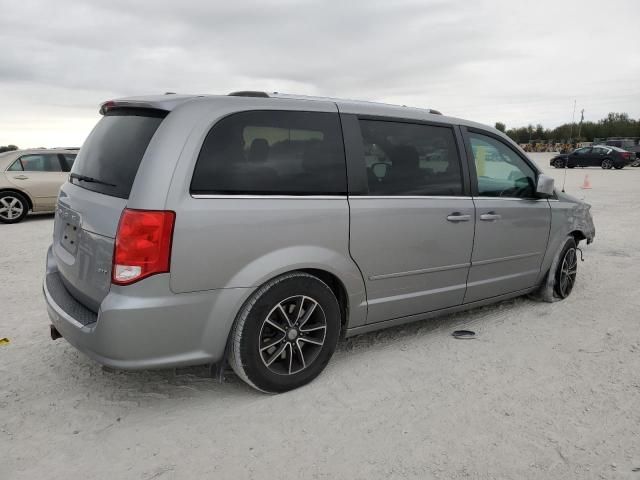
[562,99,577,193]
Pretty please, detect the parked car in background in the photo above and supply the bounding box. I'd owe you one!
[601,138,640,159]
[598,138,640,166]
[44,92,595,393]
[550,145,633,169]
[0,149,77,223]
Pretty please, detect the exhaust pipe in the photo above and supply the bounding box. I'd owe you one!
[50,324,62,340]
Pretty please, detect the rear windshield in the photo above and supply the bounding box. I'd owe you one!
[70,108,167,198]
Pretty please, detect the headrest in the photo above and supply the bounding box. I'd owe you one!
[248,138,269,163]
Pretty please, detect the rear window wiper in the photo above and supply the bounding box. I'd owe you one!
[70,173,116,187]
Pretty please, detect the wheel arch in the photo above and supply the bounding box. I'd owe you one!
[569,229,586,244]
[0,188,33,210]
[299,268,350,333]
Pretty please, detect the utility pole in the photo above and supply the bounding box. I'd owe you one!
[577,109,584,141]
[562,100,577,193]
[568,100,577,144]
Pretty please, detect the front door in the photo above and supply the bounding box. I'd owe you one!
[345,117,475,324]
[463,129,551,303]
[571,147,593,167]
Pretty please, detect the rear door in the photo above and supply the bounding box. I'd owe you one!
[462,128,551,303]
[7,153,66,210]
[592,146,610,165]
[53,108,167,311]
[343,115,474,324]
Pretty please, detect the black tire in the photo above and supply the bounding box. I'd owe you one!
[554,238,578,299]
[601,158,613,169]
[0,191,29,224]
[229,272,341,393]
[614,164,624,170]
[553,159,565,168]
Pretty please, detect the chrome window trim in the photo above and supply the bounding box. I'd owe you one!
[472,196,549,202]
[191,194,348,200]
[191,194,554,201]
[350,195,472,200]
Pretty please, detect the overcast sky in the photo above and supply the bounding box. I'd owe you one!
[1,0,638,148]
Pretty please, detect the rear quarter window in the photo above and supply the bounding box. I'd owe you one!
[71,108,167,198]
[7,159,23,171]
[190,110,346,195]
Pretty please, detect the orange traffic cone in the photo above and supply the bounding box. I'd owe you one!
[580,174,592,189]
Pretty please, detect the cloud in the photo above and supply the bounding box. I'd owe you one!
[1,0,638,147]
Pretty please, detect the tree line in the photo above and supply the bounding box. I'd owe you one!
[0,145,19,153]
[495,113,640,144]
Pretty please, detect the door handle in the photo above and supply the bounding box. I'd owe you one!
[13,175,28,180]
[446,213,471,222]
[480,212,501,221]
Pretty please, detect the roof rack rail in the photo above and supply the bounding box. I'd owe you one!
[228,91,270,98]
[429,109,443,115]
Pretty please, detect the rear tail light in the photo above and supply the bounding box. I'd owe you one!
[112,209,175,285]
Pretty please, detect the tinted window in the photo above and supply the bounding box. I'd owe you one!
[593,147,609,154]
[468,132,537,198]
[20,154,62,172]
[357,120,463,196]
[61,154,76,172]
[574,147,591,155]
[191,111,346,195]
[7,159,23,171]
[71,109,166,198]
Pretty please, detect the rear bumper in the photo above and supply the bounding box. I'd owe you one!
[44,245,252,370]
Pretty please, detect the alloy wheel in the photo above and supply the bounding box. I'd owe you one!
[601,159,613,169]
[0,195,24,221]
[258,295,327,375]
[558,248,577,298]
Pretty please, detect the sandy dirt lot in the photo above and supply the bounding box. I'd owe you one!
[1,153,639,479]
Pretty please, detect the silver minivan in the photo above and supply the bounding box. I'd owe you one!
[44,92,595,392]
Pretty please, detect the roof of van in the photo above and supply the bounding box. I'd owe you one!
[101,91,503,137]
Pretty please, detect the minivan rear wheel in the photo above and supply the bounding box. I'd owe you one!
[229,272,341,393]
[0,191,29,224]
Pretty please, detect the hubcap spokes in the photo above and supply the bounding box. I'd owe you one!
[259,295,326,375]
[559,248,577,297]
[0,196,23,220]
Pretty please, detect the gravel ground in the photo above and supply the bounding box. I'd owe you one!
[1,153,639,479]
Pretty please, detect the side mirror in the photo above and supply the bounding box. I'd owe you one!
[536,174,555,197]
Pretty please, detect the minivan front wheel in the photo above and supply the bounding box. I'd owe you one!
[0,191,29,224]
[554,238,578,299]
[229,272,341,393]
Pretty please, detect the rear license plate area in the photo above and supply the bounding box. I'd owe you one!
[61,222,79,255]
[57,205,81,255]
